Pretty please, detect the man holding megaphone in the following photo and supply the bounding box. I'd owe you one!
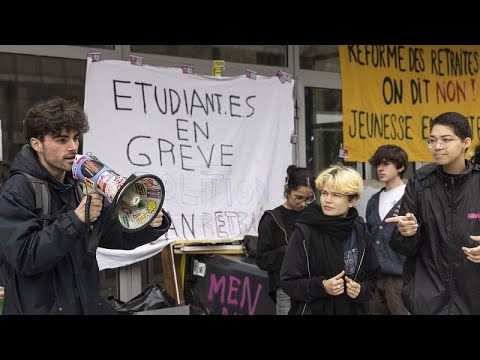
[0,97,171,315]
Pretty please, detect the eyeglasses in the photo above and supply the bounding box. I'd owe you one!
[425,137,460,149]
[293,193,316,205]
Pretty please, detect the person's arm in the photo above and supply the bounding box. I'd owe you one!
[0,177,88,276]
[255,214,287,272]
[98,206,171,250]
[388,177,422,256]
[280,228,327,302]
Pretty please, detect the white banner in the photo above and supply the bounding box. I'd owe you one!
[96,238,174,270]
[84,59,294,241]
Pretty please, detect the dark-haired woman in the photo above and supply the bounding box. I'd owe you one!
[256,165,315,315]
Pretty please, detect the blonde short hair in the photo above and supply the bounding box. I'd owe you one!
[315,164,363,199]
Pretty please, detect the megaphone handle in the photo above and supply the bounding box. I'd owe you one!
[83,187,97,269]
[84,191,92,230]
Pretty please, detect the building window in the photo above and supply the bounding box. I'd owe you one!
[300,45,339,72]
[69,45,115,50]
[0,53,86,161]
[305,87,355,175]
[130,45,287,67]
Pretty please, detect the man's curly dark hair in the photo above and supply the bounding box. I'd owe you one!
[23,97,89,142]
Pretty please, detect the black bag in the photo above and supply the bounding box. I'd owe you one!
[107,284,175,314]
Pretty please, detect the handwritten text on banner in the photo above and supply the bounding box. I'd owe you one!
[339,45,480,162]
[83,60,294,241]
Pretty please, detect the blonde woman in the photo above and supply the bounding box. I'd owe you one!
[280,164,380,315]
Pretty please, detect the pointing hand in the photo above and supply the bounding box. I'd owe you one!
[385,212,419,237]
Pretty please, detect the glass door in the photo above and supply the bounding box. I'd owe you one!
[304,87,356,177]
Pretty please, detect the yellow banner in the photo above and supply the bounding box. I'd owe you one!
[339,45,480,162]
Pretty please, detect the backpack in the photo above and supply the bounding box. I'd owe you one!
[16,172,53,228]
[12,171,83,227]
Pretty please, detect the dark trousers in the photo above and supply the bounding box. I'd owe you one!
[369,274,409,315]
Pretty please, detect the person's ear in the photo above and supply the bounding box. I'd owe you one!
[30,138,42,152]
[349,196,358,208]
[464,137,472,150]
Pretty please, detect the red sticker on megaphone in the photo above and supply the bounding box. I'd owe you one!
[81,160,103,178]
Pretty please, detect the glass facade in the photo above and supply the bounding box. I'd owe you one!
[70,45,115,50]
[305,87,355,177]
[0,53,86,160]
[299,45,340,72]
[131,45,287,67]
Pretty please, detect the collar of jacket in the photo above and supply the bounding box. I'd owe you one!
[415,160,479,182]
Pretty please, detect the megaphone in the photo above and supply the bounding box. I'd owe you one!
[72,154,165,232]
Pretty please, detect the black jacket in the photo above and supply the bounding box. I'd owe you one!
[0,145,171,315]
[280,205,379,315]
[255,206,289,301]
[390,162,480,315]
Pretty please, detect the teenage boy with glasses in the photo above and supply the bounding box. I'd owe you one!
[387,112,480,315]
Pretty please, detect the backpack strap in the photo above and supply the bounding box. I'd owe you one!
[74,181,84,204]
[12,171,56,228]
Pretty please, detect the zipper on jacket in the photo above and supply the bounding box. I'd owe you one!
[269,211,289,244]
[353,246,366,281]
[301,238,311,315]
[302,239,311,280]
[448,177,455,315]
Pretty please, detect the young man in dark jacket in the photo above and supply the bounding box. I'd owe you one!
[0,97,171,315]
[387,112,480,315]
[366,145,409,315]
